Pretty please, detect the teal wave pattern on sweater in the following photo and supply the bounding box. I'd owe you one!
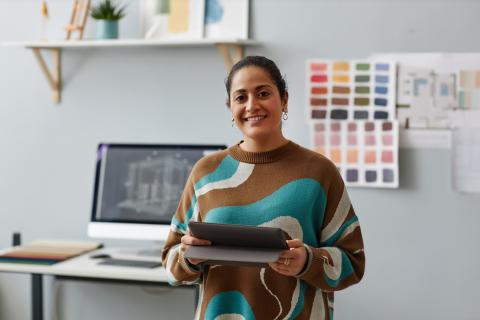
[194,155,240,190]
[205,291,255,320]
[203,178,326,247]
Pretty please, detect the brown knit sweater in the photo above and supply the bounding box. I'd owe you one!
[162,140,365,320]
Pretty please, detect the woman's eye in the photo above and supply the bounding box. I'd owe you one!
[258,91,270,98]
[235,95,246,102]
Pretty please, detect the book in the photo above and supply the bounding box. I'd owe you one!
[0,240,103,265]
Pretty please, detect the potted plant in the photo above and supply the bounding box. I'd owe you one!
[90,0,126,39]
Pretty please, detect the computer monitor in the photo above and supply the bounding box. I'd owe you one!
[88,143,226,243]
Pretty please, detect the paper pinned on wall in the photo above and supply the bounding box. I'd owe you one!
[458,69,480,110]
[396,66,456,128]
[452,127,480,193]
[370,52,480,130]
[306,59,399,188]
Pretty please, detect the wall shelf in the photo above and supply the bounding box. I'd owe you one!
[3,38,258,103]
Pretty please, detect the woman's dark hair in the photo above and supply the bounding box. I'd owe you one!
[225,56,287,106]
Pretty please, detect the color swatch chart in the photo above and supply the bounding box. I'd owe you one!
[458,69,480,109]
[311,120,399,188]
[307,60,396,121]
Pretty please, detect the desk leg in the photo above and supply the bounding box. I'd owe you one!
[32,274,43,320]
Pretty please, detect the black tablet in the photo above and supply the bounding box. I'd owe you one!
[184,222,288,267]
[188,221,288,249]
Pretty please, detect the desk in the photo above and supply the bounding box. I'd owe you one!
[0,248,195,320]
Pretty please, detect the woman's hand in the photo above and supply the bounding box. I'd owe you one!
[180,231,211,265]
[269,239,307,276]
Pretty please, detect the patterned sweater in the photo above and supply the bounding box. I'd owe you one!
[162,141,365,320]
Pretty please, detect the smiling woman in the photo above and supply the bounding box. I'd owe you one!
[161,56,366,320]
[226,57,289,152]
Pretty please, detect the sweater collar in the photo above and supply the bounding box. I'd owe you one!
[228,140,297,164]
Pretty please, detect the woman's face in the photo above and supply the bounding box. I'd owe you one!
[229,66,288,142]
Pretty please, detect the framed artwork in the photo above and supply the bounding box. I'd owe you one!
[204,0,249,39]
[141,0,205,39]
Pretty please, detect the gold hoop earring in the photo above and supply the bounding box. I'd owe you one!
[282,112,288,121]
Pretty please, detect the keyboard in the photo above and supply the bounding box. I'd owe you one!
[98,258,162,268]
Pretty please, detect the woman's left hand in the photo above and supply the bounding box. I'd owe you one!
[269,239,307,277]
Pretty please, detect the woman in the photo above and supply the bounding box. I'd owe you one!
[162,56,365,320]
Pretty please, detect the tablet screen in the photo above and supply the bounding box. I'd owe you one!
[188,222,288,249]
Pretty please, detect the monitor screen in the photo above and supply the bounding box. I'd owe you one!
[88,143,226,241]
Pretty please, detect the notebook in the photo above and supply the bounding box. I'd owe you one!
[184,222,288,267]
[0,240,103,265]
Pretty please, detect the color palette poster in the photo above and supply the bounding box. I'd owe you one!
[458,69,480,109]
[306,59,399,188]
[307,60,396,121]
[311,120,399,188]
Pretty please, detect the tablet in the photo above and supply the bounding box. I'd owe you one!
[184,222,288,267]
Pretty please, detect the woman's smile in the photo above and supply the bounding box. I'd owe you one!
[243,114,268,123]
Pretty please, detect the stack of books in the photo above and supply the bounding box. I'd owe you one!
[0,240,103,265]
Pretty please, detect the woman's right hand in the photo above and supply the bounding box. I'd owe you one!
[180,231,211,265]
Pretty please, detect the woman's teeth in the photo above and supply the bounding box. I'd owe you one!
[245,115,266,121]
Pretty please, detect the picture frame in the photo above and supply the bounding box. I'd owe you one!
[141,0,205,39]
[204,0,249,39]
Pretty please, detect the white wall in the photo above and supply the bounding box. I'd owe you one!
[1,0,480,319]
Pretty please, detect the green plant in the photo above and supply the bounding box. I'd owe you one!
[90,0,126,21]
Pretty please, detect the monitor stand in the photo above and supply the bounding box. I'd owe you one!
[116,241,165,258]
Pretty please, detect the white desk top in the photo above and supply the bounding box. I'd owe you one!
[0,248,169,283]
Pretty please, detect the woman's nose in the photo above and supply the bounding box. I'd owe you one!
[245,96,259,111]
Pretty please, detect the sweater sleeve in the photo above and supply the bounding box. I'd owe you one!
[297,166,365,291]
[161,173,202,286]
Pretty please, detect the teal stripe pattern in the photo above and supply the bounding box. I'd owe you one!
[171,193,197,233]
[289,281,309,319]
[324,250,354,288]
[194,155,240,191]
[171,155,240,232]
[205,291,255,320]
[321,215,359,247]
[203,178,327,247]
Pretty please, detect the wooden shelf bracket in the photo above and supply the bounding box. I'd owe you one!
[10,39,255,103]
[216,43,244,70]
[31,48,62,103]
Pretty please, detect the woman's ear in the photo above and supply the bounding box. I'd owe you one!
[282,91,289,112]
